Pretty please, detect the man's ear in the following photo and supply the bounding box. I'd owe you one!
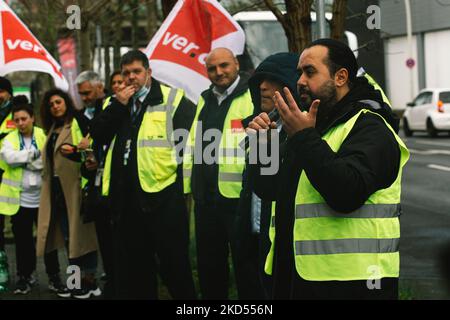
[335,68,349,88]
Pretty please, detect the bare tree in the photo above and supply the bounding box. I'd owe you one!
[146,0,161,39]
[330,0,347,40]
[264,0,313,53]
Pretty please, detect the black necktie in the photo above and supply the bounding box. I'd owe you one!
[132,99,141,124]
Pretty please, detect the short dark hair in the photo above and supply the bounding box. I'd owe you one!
[109,70,122,84]
[12,95,34,118]
[120,50,149,70]
[306,38,358,83]
[40,89,76,132]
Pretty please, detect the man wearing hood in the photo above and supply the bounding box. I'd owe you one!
[235,52,300,299]
[248,39,409,299]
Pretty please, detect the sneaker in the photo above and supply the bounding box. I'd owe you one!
[56,286,71,298]
[72,279,102,299]
[13,276,31,295]
[28,274,37,286]
[48,274,65,293]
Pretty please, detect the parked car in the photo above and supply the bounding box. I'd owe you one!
[403,88,450,137]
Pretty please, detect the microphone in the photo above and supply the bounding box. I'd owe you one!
[240,109,280,151]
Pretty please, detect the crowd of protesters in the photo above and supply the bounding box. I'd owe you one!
[0,39,406,300]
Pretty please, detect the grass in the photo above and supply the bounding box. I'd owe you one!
[159,196,238,299]
[399,286,415,300]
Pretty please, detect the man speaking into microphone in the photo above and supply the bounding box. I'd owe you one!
[248,39,409,300]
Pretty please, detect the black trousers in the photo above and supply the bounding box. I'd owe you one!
[10,207,60,278]
[195,197,260,300]
[113,186,196,300]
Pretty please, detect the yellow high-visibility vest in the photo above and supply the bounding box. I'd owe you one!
[102,85,185,196]
[265,109,409,281]
[183,90,254,198]
[0,127,47,215]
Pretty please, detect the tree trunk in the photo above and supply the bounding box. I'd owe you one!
[161,0,178,18]
[112,0,123,70]
[103,27,111,83]
[79,22,92,71]
[131,0,139,50]
[285,0,313,53]
[264,0,313,53]
[330,0,347,41]
[146,0,160,39]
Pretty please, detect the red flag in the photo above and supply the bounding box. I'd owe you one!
[0,1,68,90]
[145,0,245,103]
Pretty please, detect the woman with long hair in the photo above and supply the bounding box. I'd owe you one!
[37,89,100,299]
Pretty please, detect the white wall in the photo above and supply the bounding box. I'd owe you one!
[384,36,419,110]
[424,29,450,88]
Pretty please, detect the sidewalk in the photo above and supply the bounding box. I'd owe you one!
[0,243,104,300]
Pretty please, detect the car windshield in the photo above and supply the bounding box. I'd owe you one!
[439,91,450,103]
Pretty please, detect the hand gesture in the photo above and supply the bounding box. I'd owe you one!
[246,112,278,135]
[116,83,136,106]
[273,87,320,137]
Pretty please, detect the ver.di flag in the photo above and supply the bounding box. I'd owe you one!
[145,0,245,103]
[0,0,68,90]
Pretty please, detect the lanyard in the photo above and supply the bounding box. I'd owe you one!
[19,129,38,151]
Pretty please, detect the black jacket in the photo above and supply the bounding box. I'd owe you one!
[253,77,402,299]
[91,79,196,218]
[191,75,250,203]
[237,52,300,244]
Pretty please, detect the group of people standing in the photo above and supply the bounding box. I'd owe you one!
[0,38,407,300]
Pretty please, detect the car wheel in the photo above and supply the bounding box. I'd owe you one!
[426,118,438,137]
[403,119,413,137]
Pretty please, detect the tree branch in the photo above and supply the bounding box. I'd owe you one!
[264,0,287,30]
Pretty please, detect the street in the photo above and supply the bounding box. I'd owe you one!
[400,131,450,299]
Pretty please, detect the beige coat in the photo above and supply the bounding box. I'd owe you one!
[36,121,98,259]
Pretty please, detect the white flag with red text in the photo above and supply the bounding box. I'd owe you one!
[0,0,68,90]
[145,0,245,103]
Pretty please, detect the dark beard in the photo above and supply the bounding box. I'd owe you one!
[299,80,337,127]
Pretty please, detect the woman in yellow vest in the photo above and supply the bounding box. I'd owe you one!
[0,96,62,295]
[36,89,99,299]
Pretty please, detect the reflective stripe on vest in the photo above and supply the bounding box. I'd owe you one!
[295,238,400,255]
[264,109,409,280]
[264,201,276,275]
[0,127,47,215]
[102,96,112,110]
[183,90,253,198]
[364,73,392,107]
[70,119,89,188]
[102,138,114,196]
[102,85,184,196]
[295,203,401,219]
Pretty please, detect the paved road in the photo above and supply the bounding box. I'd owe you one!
[399,131,450,299]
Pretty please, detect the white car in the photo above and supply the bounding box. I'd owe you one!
[403,88,450,137]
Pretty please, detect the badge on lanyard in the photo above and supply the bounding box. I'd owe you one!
[95,168,103,187]
[29,174,37,187]
[123,139,132,166]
